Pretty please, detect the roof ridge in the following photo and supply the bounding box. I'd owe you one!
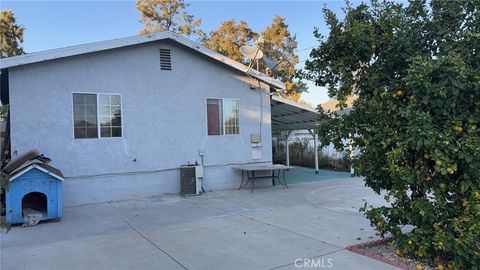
[0,31,284,89]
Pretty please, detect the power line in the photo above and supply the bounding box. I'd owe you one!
[295,45,316,53]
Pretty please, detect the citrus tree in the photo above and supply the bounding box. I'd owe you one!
[303,0,480,268]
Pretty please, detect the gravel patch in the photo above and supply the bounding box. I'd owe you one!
[363,241,436,270]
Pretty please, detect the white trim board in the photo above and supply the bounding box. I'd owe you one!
[0,31,284,90]
[271,95,318,113]
[9,164,65,182]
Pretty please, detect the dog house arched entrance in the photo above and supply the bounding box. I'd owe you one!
[22,191,48,215]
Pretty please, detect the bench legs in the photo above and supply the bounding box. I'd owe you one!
[282,169,288,188]
[272,170,276,186]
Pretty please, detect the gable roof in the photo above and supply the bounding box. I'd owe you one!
[9,163,64,182]
[3,149,48,174]
[3,149,64,181]
[0,31,284,89]
[320,95,356,115]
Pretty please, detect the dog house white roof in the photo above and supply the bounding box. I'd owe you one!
[9,163,64,182]
[3,149,64,181]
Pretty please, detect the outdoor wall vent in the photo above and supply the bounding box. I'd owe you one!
[159,49,172,71]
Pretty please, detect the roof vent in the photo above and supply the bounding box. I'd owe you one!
[159,49,172,71]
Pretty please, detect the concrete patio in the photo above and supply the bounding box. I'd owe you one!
[1,172,396,270]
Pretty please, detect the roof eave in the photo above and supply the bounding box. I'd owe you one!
[0,31,284,89]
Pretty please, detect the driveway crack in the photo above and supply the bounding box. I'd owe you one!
[108,202,189,270]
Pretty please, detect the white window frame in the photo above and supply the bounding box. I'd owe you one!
[206,98,240,136]
[72,92,123,139]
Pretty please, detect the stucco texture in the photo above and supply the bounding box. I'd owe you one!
[8,40,273,205]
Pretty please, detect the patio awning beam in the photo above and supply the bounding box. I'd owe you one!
[271,95,318,133]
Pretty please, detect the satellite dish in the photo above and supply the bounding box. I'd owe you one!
[263,56,279,70]
[240,45,263,61]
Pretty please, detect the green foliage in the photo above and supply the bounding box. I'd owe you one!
[203,20,257,63]
[0,9,24,58]
[204,15,307,97]
[273,138,350,172]
[136,0,205,39]
[0,172,10,230]
[304,0,480,268]
[0,107,7,230]
[0,104,9,119]
[259,16,306,97]
[0,10,16,228]
[259,16,298,78]
[289,139,310,163]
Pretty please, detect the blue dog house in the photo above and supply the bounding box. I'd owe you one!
[4,150,64,224]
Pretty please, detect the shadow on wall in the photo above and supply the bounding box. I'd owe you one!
[273,138,351,172]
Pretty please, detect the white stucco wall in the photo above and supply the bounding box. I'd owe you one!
[8,40,273,205]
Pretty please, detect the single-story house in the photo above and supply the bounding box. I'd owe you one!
[0,31,288,206]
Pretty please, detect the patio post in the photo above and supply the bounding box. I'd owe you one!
[349,132,354,177]
[285,130,292,167]
[308,129,319,174]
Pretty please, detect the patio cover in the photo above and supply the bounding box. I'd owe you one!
[270,95,354,175]
[271,95,318,132]
[270,95,320,172]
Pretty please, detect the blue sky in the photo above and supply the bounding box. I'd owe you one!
[1,0,357,105]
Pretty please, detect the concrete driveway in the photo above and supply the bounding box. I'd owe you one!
[1,176,397,270]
